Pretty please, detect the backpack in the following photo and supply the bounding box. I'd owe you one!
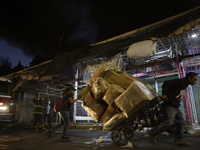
[54,92,68,112]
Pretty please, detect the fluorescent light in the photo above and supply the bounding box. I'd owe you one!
[191,34,197,38]
[0,107,7,110]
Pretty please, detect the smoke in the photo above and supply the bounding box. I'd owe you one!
[0,0,98,59]
[0,0,200,60]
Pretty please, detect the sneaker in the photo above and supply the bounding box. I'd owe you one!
[148,130,157,144]
[174,140,191,147]
[61,134,70,139]
[47,130,52,138]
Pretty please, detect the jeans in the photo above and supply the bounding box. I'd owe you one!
[152,105,185,140]
[51,110,70,135]
[43,114,52,127]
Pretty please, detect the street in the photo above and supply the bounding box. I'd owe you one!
[0,128,199,150]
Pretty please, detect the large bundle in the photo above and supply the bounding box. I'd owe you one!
[81,91,107,122]
[100,106,117,124]
[79,64,159,129]
[103,84,125,106]
[78,85,90,102]
[115,80,157,118]
[103,113,126,131]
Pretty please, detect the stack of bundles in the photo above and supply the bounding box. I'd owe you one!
[78,63,159,129]
[82,91,107,122]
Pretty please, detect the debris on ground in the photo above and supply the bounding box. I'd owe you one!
[96,136,104,143]
[120,141,133,148]
[86,141,96,145]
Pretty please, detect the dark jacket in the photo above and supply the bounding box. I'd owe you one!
[162,77,188,108]
[61,93,74,111]
[32,97,46,115]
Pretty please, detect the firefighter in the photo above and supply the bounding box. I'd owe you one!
[32,95,46,132]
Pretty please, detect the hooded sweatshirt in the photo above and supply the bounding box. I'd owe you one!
[162,77,188,108]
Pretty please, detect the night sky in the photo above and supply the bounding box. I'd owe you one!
[0,0,200,67]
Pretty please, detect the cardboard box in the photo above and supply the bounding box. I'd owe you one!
[82,103,107,122]
[81,92,108,122]
[99,78,109,92]
[100,106,117,124]
[93,63,109,77]
[78,85,90,101]
[103,70,120,84]
[103,113,126,131]
[89,77,109,92]
[89,76,101,86]
[118,73,135,89]
[103,84,125,106]
[115,80,157,118]
[91,82,105,100]
[84,91,97,107]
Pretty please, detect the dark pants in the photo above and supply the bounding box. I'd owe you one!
[33,114,44,128]
[51,110,70,135]
[44,114,52,127]
[152,105,185,140]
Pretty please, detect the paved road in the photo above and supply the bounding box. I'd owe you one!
[0,128,199,150]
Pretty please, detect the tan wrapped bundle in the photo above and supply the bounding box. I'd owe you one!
[78,85,90,102]
[118,73,135,89]
[103,70,120,84]
[115,80,157,118]
[103,84,125,106]
[132,76,159,97]
[108,65,122,74]
[93,63,109,77]
[82,103,107,122]
[81,91,108,122]
[100,106,117,124]
[99,78,109,92]
[103,113,126,131]
[91,82,105,100]
[84,91,97,107]
[89,76,101,86]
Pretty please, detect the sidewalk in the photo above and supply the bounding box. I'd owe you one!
[4,122,104,130]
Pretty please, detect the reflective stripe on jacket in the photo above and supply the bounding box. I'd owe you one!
[32,98,46,115]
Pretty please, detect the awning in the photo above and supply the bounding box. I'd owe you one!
[150,18,200,40]
[41,6,200,76]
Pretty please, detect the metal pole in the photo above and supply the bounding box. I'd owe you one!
[173,41,189,121]
[181,62,193,123]
[154,77,159,93]
[188,85,198,123]
[195,60,200,123]
[73,69,78,123]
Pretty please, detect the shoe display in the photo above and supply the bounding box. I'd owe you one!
[61,134,70,139]
[47,130,52,138]
[148,130,157,144]
[174,140,191,147]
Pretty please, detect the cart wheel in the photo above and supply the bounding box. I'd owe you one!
[123,127,134,139]
[110,130,122,143]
